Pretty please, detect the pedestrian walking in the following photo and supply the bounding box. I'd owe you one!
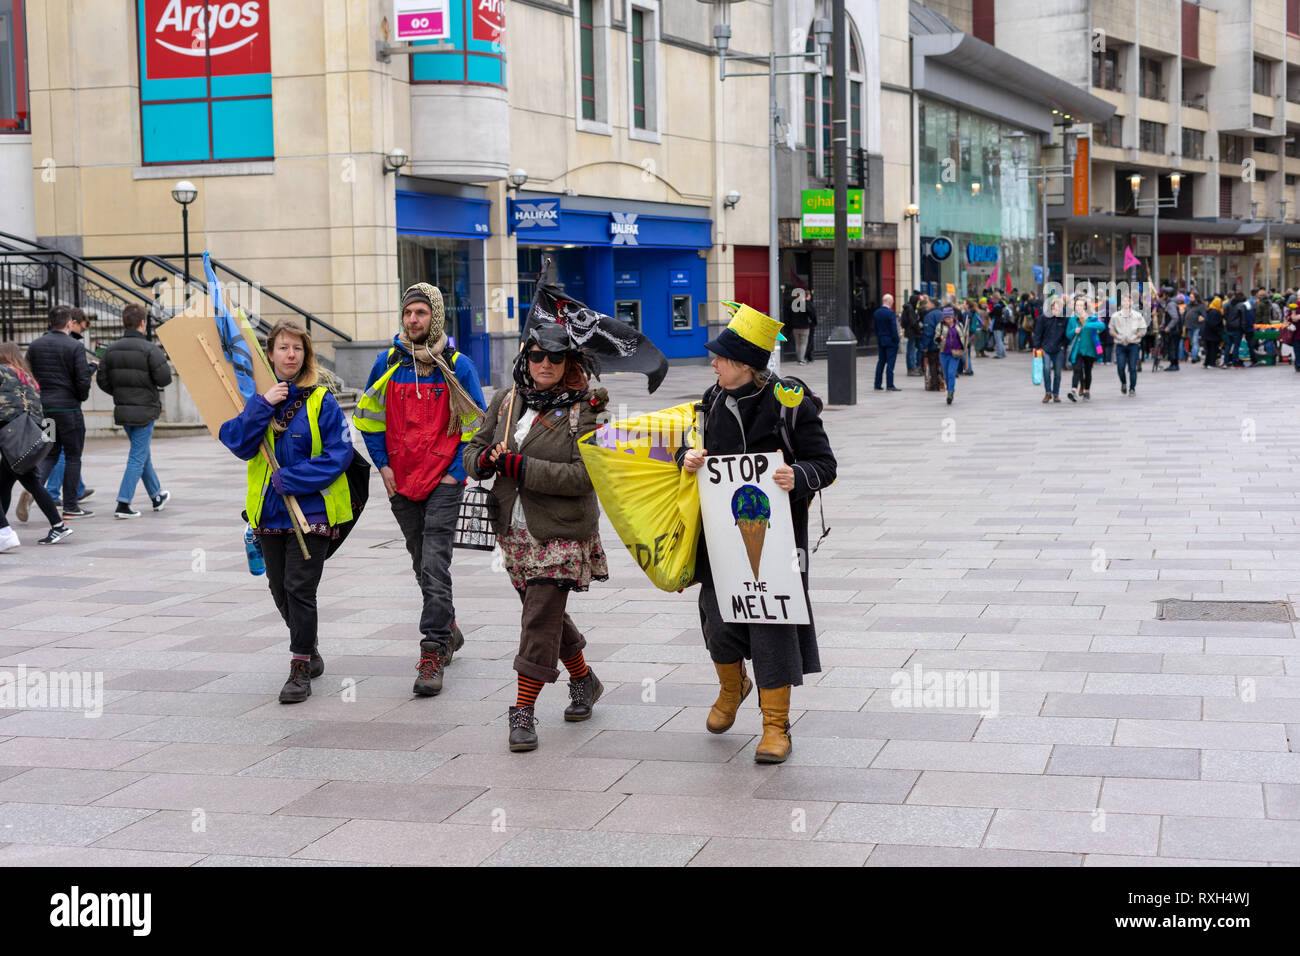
[0,342,71,548]
[1202,296,1225,368]
[901,293,924,376]
[1185,292,1207,364]
[872,293,900,391]
[681,306,837,763]
[1224,292,1246,368]
[960,297,980,375]
[921,295,943,391]
[784,287,816,366]
[937,305,967,405]
[95,304,172,518]
[37,307,95,511]
[1163,294,1184,370]
[464,324,609,752]
[1109,295,1146,396]
[989,292,1010,358]
[1066,298,1105,402]
[353,283,487,696]
[26,306,93,520]
[1033,296,1068,403]
[1017,293,1035,351]
[219,321,355,703]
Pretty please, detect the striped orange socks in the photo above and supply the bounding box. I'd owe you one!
[562,651,589,681]
[516,675,544,708]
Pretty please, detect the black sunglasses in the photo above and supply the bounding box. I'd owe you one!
[527,349,567,365]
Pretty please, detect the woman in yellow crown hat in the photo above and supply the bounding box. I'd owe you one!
[679,305,837,763]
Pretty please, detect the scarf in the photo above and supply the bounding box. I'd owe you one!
[511,349,589,412]
[397,327,483,437]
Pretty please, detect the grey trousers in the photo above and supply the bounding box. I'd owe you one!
[390,481,463,648]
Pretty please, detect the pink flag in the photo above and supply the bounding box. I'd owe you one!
[1123,245,1141,271]
[984,264,999,289]
[1005,270,1012,295]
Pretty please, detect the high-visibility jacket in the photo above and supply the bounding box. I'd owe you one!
[353,339,486,499]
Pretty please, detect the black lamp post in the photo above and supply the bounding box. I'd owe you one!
[171,180,197,287]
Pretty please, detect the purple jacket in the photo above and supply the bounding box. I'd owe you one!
[939,323,965,355]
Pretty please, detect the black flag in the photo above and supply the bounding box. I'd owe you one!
[524,257,669,393]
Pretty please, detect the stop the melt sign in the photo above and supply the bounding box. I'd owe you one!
[144,0,270,79]
[394,0,452,40]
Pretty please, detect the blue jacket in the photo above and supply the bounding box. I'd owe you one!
[922,308,943,348]
[361,334,486,486]
[219,383,353,529]
[1033,312,1069,354]
[1067,315,1107,364]
[873,307,899,348]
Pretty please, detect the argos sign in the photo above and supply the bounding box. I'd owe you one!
[144,0,270,79]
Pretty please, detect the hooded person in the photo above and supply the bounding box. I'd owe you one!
[464,320,612,753]
[680,304,837,764]
[354,282,487,697]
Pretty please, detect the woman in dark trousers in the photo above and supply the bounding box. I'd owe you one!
[1202,296,1225,369]
[681,306,837,764]
[464,323,609,752]
[1066,297,1105,402]
[0,342,71,548]
[1033,296,1069,403]
[219,321,354,704]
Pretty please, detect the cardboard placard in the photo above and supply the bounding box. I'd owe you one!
[155,293,275,440]
[698,452,810,625]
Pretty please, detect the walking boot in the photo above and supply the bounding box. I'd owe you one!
[413,639,444,696]
[508,705,538,752]
[564,668,604,722]
[310,643,325,679]
[706,659,753,734]
[440,621,465,667]
[754,685,793,764]
[279,659,312,704]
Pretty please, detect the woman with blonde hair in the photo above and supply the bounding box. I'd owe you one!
[219,321,355,704]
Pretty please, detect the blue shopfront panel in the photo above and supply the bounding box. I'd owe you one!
[612,248,707,360]
[396,191,492,240]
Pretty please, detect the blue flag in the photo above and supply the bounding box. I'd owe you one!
[204,251,256,401]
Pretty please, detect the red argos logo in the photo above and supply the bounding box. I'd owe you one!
[144,0,271,79]
[472,0,504,43]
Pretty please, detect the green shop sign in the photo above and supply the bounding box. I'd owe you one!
[801,189,863,240]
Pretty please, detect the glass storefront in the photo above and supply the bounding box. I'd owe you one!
[917,99,1041,296]
[397,234,486,368]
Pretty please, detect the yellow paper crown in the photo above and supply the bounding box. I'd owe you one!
[725,303,783,354]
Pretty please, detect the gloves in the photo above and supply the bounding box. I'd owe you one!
[270,469,286,495]
[475,447,497,476]
[497,453,526,481]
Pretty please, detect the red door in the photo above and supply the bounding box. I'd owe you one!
[734,246,770,316]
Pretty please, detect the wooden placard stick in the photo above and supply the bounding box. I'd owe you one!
[196,332,312,560]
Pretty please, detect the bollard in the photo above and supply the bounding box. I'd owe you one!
[826,326,858,405]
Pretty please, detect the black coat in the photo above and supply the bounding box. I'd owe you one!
[1203,308,1224,339]
[25,331,91,411]
[0,365,41,426]
[692,378,838,674]
[96,331,172,427]
[1033,312,1069,354]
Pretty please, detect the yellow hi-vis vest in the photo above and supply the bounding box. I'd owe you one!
[352,347,480,441]
[246,386,353,530]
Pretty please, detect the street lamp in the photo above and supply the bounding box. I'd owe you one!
[704,0,830,378]
[1130,171,1181,295]
[903,203,920,294]
[171,180,197,287]
[1009,131,1076,295]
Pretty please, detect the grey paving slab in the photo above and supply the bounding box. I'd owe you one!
[815,803,993,848]
[0,844,203,866]
[872,740,1052,774]
[0,768,147,806]
[1041,693,1202,720]
[422,754,638,792]
[573,730,750,763]
[444,787,627,831]
[120,715,314,746]
[293,819,513,865]
[1265,784,1300,819]
[1047,745,1201,780]
[865,844,1082,866]
[482,828,707,867]
[0,802,154,846]
[906,771,1101,811]
[609,760,773,797]
[792,711,980,741]
[596,793,834,840]
[689,836,871,867]
[95,772,325,814]
[1200,750,1300,783]
[277,780,483,823]
[1159,815,1300,863]
[279,721,452,752]
[0,737,163,770]
[115,742,286,775]
[983,808,1160,856]
[93,809,346,857]
[752,767,918,804]
[1099,778,1266,819]
[238,747,451,783]
[1113,718,1290,751]
[973,716,1116,746]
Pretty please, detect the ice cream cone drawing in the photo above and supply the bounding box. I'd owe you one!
[731,484,772,579]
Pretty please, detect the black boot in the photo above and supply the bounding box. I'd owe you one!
[563,668,604,722]
[279,659,312,704]
[508,705,538,752]
[413,640,444,696]
[310,644,324,679]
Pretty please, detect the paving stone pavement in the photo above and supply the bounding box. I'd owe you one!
[2,353,1299,866]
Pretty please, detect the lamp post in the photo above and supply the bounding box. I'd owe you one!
[1278,199,1291,291]
[1008,131,1076,295]
[706,0,830,376]
[903,203,920,293]
[1129,171,1180,297]
[171,180,197,287]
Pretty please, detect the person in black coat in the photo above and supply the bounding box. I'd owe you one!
[783,285,817,366]
[96,304,173,517]
[872,293,900,391]
[1202,296,1225,368]
[681,306,837,764]
[26,305,93,518]
[1224,293,1246,368]
[1033,295,1070,402]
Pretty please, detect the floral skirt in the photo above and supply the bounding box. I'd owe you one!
[499,525,609,593]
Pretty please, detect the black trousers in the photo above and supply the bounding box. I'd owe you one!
[37,409,84,508]
[258,531,331,656]
[1071,356,1094,391]
[1203,337,1222,367]
[0,458,63,529]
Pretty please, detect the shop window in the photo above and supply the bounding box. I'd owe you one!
[576,0,610,133]
[0,0,27,133]
[410,0,505,87]
[135,0,273,165]
[1139,120,1166,154]
[627,2,659,140]
[1182,128,1204,160]
[803,16,863,179]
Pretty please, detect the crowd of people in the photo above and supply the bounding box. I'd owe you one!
[869,285,1300,404]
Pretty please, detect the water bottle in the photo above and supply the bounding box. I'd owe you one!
[244,524,265,576]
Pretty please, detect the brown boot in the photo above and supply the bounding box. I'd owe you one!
[754,685,792,763]
[706,659,753,734]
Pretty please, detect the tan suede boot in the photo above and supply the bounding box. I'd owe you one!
[754,685,792,763]
[706,659,753,734]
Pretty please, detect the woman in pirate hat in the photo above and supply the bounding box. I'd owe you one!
[681,305,837,763]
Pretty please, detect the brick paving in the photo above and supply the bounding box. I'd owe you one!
[1,352,1298,866]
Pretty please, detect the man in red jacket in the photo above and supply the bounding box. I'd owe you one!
[356,284,486,696]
